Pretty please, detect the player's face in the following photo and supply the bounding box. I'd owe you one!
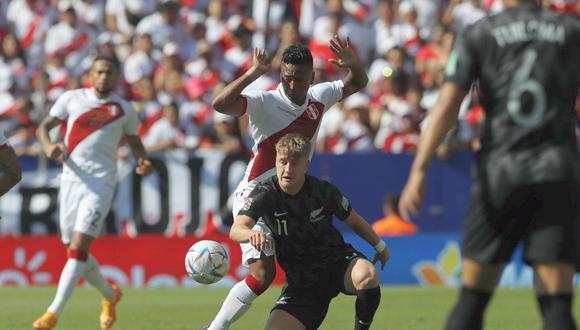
[280,63,314,106]
[276,152,309,193]
[90,60,118,97]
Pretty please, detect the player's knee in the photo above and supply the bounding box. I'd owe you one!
[249,257,276,287]
[352,262,379,290]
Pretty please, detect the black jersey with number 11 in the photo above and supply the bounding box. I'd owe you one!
[445,3,580,199]
[238,175,357,292]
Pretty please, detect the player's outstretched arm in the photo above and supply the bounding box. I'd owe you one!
[345,209,389,270]
[36,115,65,162]
[125,135,152,176]
[328,35,368,98]
[212,48,270,117]
[399,83,466,220]
[0,145,22,197]
[230,215,272,251]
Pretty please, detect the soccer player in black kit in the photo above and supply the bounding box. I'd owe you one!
[399,0,580,329]
[230,133,389,330]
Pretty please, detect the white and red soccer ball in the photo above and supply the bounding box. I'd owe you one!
[185,240,230,285]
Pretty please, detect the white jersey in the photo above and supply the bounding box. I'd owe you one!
[237,80,344,192]
[50,88,139,187]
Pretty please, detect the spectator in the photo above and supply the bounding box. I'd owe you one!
[136,0,193,60]
[142,102,184,155]
[7,0,55,68]
[105,0,157,41]
[124,33,156,85]
[221,25,254,82]
[200,111,244,154]
[249,0,296,53]
[44,4,96,74]
[334,93,374,154]
[0,33,30,93]
[373,0,398,58]
[8,117,41,157]
[443,0,486,33]
[381,113,420,153]
[372,193,417,236]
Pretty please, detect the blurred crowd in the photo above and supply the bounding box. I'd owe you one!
[0,0,578,161]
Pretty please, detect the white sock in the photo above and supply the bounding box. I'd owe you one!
[208,279,258,330]
[47,258,87,316]
[84,254,115,301]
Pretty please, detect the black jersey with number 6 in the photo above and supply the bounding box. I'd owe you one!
[445,3,580,204]
[237,175,357,291]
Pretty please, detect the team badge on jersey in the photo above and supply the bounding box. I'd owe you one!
[305,104,320,120]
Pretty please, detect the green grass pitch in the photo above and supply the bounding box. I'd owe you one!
[2,286,579,329]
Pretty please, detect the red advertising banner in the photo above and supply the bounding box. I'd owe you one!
[0,235,286,287]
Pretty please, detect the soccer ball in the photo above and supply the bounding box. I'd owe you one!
[185,240,230,284]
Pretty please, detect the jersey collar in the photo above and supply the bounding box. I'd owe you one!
[276,83,309,109]
[86,88,116,103]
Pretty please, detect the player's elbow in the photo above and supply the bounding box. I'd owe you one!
[212,97,234,115]
[211,97,225,112]
[352,76,369,93]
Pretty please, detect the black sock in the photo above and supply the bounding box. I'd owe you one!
[445,287,492,330]
[536,293,577,330]
[355,287,381,330]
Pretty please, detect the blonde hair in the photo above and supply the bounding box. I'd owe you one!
[275,133,311,159]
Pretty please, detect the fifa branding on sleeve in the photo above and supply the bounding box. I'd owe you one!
[445,49,458,76]
[341,196,350,211]
[241,197,253,211]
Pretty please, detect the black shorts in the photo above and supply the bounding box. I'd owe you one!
[463,180,579,267]
[270,251,365,329]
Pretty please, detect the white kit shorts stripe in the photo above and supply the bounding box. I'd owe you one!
[233,187,275,266]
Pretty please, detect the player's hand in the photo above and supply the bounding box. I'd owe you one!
[328,35,357,68]
[399,170,427,221]
[136,157,152,176]
[248,230,273,252]
[372,245,390,271]
[248,48,270,77]
[43,143,64,162]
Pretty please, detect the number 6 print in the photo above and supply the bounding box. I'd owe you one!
[507,49,546,128]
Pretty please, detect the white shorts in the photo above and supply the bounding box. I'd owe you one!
[59,179,114,244]
[233,186,275,266]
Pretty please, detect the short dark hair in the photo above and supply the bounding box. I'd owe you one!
[93,55,120,70]
[281,44,313,67]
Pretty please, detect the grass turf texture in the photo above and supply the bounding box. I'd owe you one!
[2,287,579,329]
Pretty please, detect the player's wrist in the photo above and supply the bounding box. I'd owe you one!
[245,67,263,79]
[374,240,386,253]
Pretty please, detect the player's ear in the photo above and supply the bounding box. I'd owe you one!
[310,72,314,84]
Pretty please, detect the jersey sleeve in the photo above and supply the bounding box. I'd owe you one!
[311,80,345,110]
[444,25,480,91]
[241,89,265,118]
[49,91,73,120]
[236,186,269,221]
[326,182,352,221]
[122,102,140,136]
